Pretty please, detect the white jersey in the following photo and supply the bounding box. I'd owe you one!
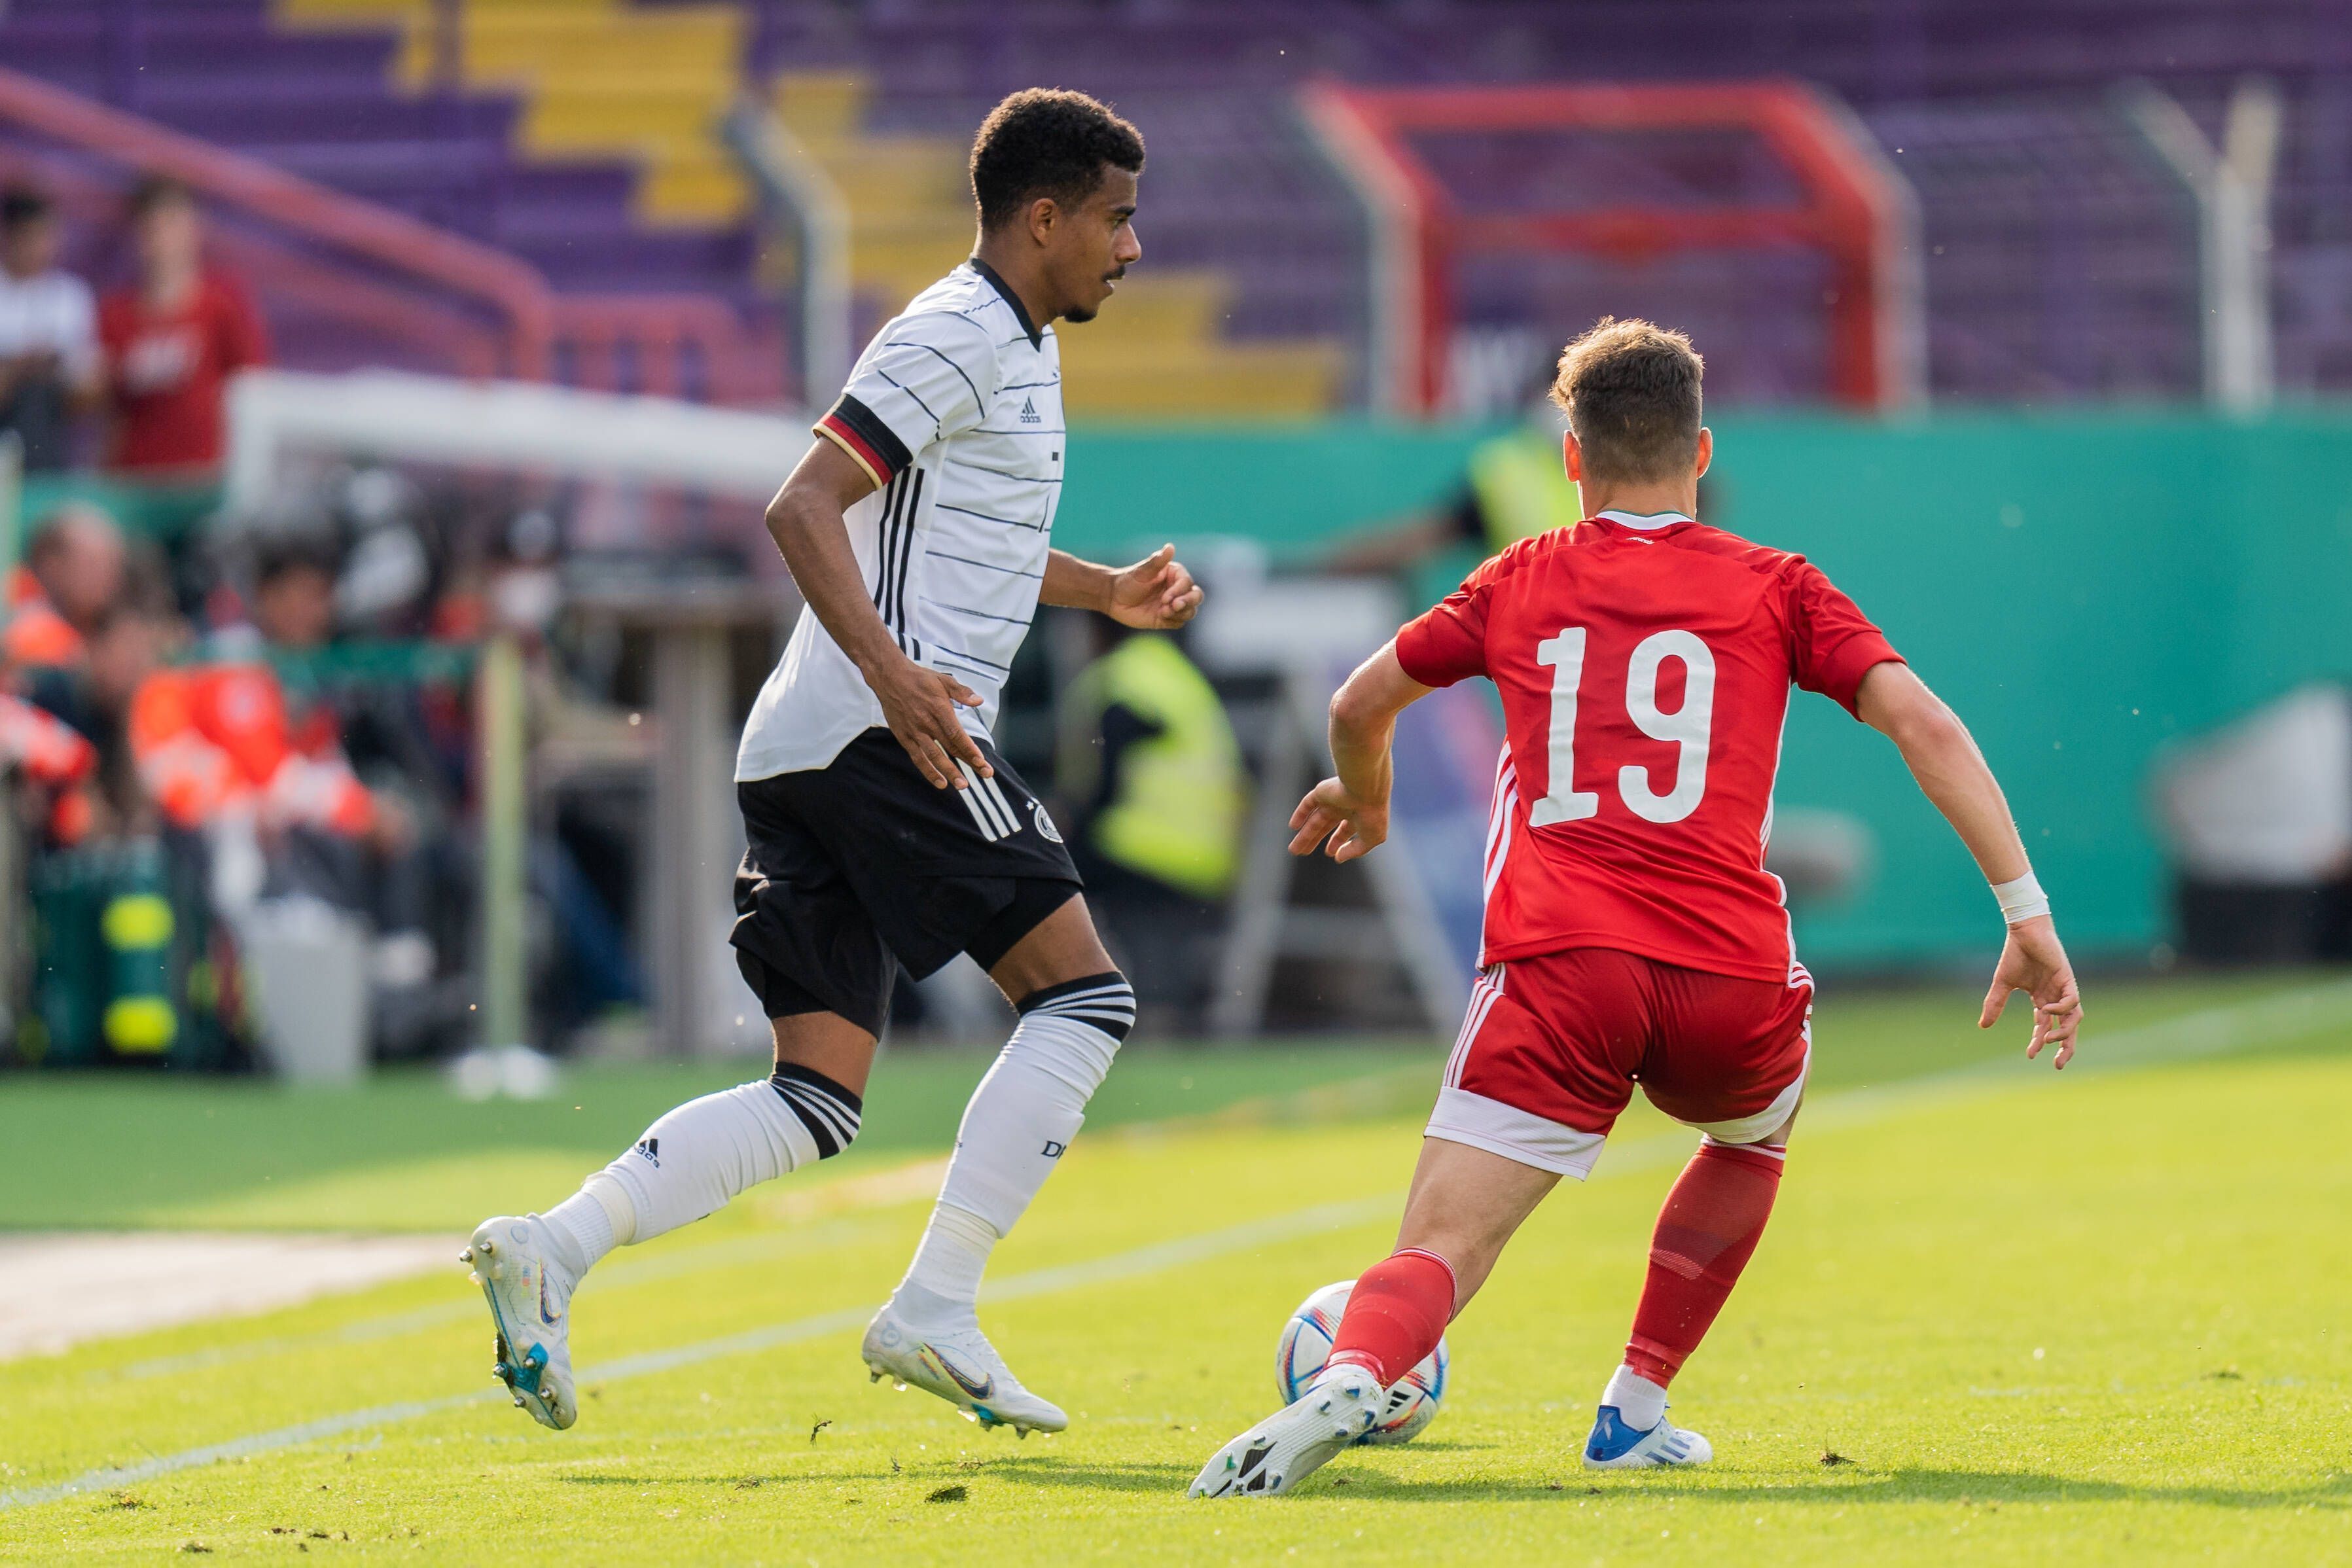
[0,268,98,380]
[737,259,1065,781]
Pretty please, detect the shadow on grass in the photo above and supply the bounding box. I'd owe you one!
[550,1459,2352,1513]
[891,1457,1199,1496]
[1666,1468,2352,1511]
[1277,1465,2352,1511]
[560,1472,897,1488]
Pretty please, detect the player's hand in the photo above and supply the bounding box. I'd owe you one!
[1979,915,2082,1069]
[864,650,991,789]
[1107,544,1203,630]
[1289,775,1389,863]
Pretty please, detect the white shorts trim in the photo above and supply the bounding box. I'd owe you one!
[1683,1039,1810,1145]
[1424,1086,1607,1181]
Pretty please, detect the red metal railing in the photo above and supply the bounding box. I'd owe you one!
[0,63,775,404]
[1302,80,1921,416]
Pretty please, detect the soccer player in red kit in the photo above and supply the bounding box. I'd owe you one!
[1194,319,2082,1497]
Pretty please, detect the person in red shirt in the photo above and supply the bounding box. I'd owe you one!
[98,177,268,476]
[1194,318,2082,1497]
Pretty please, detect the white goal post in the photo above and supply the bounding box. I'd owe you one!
[224,369,809,513]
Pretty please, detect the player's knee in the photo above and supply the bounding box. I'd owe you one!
[769,1062,863,1160]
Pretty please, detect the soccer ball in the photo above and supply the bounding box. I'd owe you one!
[1275,1279,1448,1444]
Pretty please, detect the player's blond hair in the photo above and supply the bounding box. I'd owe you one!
[1549,317,1705,484]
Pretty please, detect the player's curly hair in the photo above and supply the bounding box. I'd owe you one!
[1550,317,1705,484]
[970,88,1145,230]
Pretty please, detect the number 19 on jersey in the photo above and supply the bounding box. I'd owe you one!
[1529,628,1717,829]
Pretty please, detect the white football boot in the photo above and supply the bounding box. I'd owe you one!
[1582,1403,1713,1469]
[1190,1364,1383,1498]
[462,1215,579,1431]
[861,1303,1067,1436]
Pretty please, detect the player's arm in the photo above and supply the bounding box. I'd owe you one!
[1041,545,1203,628]
[1855,660,2082,1067]
[764,438,992,789]
[1289,639,1434,864]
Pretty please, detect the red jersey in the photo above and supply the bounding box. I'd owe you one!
[99,272,270,473]
[1395,511,1902,985]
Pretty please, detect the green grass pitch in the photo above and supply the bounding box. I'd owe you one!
[4,972,2350,1564]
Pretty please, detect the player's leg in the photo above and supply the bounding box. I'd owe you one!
[1194,956,1626,1497]
[1586,971,1810,1470]
[1323,1136,1557,1383]
[465,780,890,1431]
[866,890,1127,1434]
[544,1006,877,1273]
[1190,1138,1557,1499]
[463,1010,878,1431]
[1588,1107,1793,1469]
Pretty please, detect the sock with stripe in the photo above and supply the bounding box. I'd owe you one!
[1325,1248,1457,1389]
[891,972,1133,1322]
[1620,1138,1785,1391]
[540,1065,864,1274]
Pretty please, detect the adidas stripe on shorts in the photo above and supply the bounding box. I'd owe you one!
[730,727,1082,1037]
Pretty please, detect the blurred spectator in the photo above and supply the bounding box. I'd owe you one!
[28,599,173,842]
[1328,412,1578,578]
[3,503,127,671]
[247,534,337,653]
[0,685,98,846]
[0,187,103,473]
[1056,628,1244,1027]
[230,537,405,843]
[98,177,268,478]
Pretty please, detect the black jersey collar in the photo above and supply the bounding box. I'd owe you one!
[968,256,1044,348]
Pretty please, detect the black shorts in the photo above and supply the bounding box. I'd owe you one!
[730,727,1083,1036]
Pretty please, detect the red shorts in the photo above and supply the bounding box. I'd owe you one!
[1426,948,1811,1179]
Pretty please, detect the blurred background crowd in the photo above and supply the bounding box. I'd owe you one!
[3,0,2349,1087]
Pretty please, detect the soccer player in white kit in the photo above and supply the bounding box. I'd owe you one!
[465,89,1202,1438]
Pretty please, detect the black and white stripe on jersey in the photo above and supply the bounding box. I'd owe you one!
[925,546,1043,579]
[1016,972,1137,1042]
[872,468,926,651]
[945,457,1061,488]
[936,500,1047,532]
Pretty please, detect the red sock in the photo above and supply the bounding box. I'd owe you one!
[1624,1141,1785,1387]
[1325,1247,1456,1388]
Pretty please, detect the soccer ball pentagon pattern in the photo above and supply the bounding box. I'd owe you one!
[1275,1279,1448,1444]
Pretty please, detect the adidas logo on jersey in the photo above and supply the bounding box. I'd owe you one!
[635,1137,660,1167]
[1018,395,1041,424]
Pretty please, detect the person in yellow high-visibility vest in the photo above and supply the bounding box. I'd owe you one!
[1326,416,1581,580]
[1056,628,1245,1024]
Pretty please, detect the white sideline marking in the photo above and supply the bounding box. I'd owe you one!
[7,979,2347,1512]
[0,1234,454,1362]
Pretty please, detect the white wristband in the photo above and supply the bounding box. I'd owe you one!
[1991,871,2049,926]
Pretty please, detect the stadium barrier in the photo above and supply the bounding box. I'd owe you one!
[1055,409,2352,968]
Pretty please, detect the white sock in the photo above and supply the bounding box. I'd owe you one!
[540,1180,624,1277]
[890,1202,998,1324]
[545,1065,864,1268]
[1602,1364,1669,1429]
[897,973,1133,1300]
